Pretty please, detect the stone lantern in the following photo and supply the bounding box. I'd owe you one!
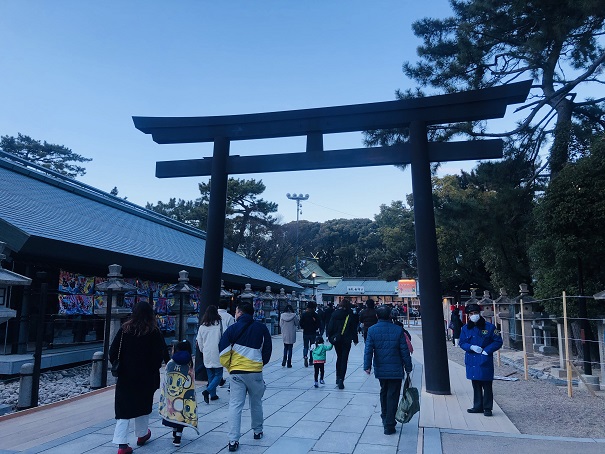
[239,283,256,315]
[277,288,287,334]
[95,264,137,387]
[466,288,480,306]
[512,283,539,354]
[0,242,31,326]
[478,290,494,321]
[592,290,605,390]
[260,286,275,333]
[289,291,299,314]
[220,280,234,312]
[494,288,513,347]
[298,292,308,313]
[165,270,198,343]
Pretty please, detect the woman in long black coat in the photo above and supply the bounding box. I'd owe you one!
[326,298,358,389]
[110,301,169,454]
[450,308,463,346]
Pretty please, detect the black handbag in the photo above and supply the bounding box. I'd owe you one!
[111,331,123,377]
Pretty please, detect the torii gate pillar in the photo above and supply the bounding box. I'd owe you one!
[410,121,449,393]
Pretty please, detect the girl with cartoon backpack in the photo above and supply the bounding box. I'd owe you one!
[159,340,199,446]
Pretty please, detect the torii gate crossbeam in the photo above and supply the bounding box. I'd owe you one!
[134,80,532,395]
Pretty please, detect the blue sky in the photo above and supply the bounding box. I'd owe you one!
[0,1,485,223]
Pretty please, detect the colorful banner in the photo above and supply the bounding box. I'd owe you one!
[58,294,93,315]
[59,270,95,295]
[58,269,207,330]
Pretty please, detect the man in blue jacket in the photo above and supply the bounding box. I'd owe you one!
[459,303,503,417]
[364,305,413,435]
[219,302,272,452]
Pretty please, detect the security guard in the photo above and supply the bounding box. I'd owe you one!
[459,303,503,416]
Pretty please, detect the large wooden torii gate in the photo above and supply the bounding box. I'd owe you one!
[134,80,531,395]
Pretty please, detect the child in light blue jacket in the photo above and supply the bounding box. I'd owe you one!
[311,336,333,387]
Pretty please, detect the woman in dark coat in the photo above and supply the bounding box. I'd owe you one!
[450,308,463,346]
[326,298,358,389]
[110,301,169,454]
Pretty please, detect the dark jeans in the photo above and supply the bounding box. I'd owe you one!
[334,341,352,382]
[379,378,403,429]
[314,363,325,381]
[283,343,293,365]
[303,334,315,360]
[471,379,493,411]
[362,327,370,342]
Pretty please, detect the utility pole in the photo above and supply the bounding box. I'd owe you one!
[286,193,309,283]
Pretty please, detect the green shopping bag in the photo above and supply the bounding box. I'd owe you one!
[395,373,420,424]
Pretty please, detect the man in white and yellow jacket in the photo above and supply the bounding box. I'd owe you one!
[219,302,272,452]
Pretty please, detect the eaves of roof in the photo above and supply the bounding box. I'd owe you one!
[0,156,300,290]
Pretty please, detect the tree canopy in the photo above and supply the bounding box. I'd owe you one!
[147,178,278,259]
[198,178,278,254]
[530,135,605,306]
[432,150,538,297]
[377,0,605,176]
[0,133,92,177]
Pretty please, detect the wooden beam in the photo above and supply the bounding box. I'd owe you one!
[155,140,503,178]
[134,81,531,144]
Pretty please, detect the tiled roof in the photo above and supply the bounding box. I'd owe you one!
[0,154,300,290]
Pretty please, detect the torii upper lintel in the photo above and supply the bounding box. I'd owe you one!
[133,80,531,144]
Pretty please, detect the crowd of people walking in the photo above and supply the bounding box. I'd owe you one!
[108,296,501,453]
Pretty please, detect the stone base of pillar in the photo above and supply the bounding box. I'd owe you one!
[550,367,577,379]
[579,374,600,392]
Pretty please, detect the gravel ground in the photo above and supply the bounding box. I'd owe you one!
[444,341,605,438]
[0,364,93,414]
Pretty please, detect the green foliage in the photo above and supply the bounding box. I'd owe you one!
[0,133,92,177]
[145,198,206,229]
[530,136,605,311]
[147,178,278,262]
[304,218,379,278]
[432,150,537,296]
[373,201,417,280]
[198,178,278,254]
[396,0,605,174]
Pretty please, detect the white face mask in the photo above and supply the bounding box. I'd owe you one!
[469,314,480,323]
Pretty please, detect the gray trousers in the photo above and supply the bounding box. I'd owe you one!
[229,372,266,442]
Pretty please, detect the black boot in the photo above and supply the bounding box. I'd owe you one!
[282,358,286,367]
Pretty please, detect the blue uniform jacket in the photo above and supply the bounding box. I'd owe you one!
[363,320,413,379]
[459,318,502,381]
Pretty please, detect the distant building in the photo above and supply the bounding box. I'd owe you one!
[322,278,419,309]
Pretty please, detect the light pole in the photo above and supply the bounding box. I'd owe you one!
[311,271,316,300]
[286,192,309,282]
